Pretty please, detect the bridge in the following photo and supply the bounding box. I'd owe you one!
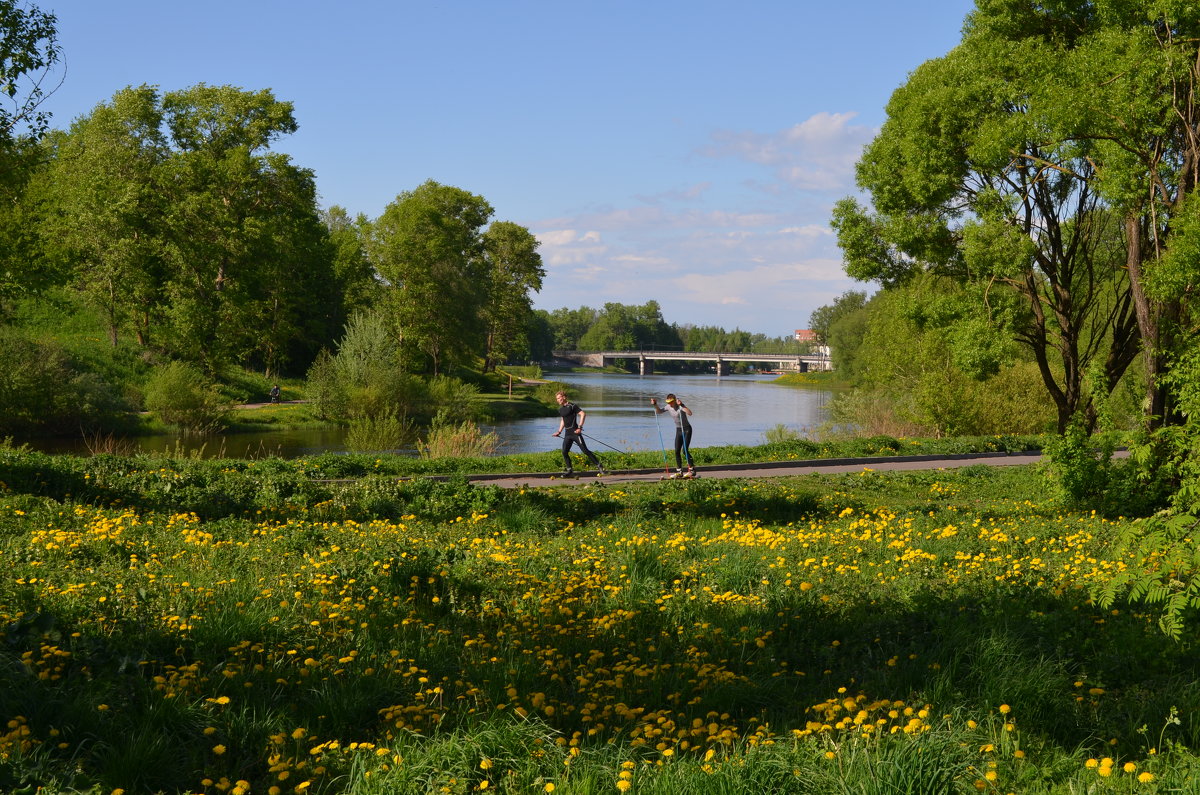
[552,350,830,376]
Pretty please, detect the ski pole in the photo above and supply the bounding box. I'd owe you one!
[650,399,672,477]
[679,402,693,475]
[580,432,626,455]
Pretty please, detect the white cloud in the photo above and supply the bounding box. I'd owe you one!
[702,111,875,191]
[528,114,876,329]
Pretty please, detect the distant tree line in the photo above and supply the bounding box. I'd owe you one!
[529,301,806,364]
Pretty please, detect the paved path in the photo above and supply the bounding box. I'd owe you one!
[460,450,1055,489]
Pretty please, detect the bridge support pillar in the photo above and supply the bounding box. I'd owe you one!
[639,356,653,375]
[715,358,729,377]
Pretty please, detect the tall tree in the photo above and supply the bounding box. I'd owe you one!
[156,84,319,373]
[42,83,337,375]
[322,205,381,325]
[832,15,1141,433]
[40,85,168,346]
[0,0,60,302]
[547,306,598,351]
[480,220,544,372]
[809,290,868,348]
[369,180,494,376]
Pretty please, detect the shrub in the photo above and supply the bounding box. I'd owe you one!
[418,411,500,459]
[0,327,132,436]
[143,361,229,434]
[345,413,417,452]
[533,381,570,407]
[763,424,802,444]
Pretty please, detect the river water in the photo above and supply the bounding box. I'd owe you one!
[487,372,832,457]
[30,373,833,459]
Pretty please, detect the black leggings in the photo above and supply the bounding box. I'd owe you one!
[562,431,601,469]
[674,426,694,469]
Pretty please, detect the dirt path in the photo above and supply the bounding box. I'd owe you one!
[456,450,1066,489]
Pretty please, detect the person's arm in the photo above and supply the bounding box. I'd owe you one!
[680,402,692,416]
[650,398,663,413]
[554,416,565,436]
[575,407,586,433]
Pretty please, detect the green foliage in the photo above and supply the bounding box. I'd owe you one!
[809,290,867,347]
[532,380,570,407]
[344,413,416,453]
[305,310,431,424]
[418,411,500,459]
[576,300,678,351]
[142,360,229,434]
[480,220,544,371]
[1097,513,1200,640]
[0,326,130,436]
[828,282,1053,437]
[369,180,494,375]
[7,454,1200,791]
[836,10,1145,433]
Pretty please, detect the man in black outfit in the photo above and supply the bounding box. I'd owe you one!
[553,390,605,476]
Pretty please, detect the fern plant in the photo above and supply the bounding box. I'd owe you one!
[1095,513,1200,639]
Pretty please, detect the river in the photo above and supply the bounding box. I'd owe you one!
[28,373,833,459]
[487,372,831,457]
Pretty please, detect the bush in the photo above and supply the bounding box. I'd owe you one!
[418,411,500,459]
[345,413,417,452]
[143,361,230,434]
[533,381,570,407]
[0,327,132,437]
[763,424,803,444]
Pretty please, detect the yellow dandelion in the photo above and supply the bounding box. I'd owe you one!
[544,785,556,793]
[1138,772,1155,783]
[616,781,632,793]
[1123,762,1137,773]
[998,704,1011,714]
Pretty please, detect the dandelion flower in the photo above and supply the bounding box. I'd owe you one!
[1124,762,1137,773]
[1138,772,1155,783]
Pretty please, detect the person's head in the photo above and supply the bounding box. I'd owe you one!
[555,390,568,405]
[665,393,678,405]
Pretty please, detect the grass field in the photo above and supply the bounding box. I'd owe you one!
[0,449,1195,794]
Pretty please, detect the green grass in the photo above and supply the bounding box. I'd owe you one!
[0,451,1195,793]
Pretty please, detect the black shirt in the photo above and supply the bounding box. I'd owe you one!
[558,401,583,431]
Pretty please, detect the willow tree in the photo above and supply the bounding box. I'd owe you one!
[832,1,1146,433]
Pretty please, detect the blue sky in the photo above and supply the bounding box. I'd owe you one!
[39,0,975,336]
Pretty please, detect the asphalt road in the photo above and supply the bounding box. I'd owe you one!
[461,450,1054,489]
